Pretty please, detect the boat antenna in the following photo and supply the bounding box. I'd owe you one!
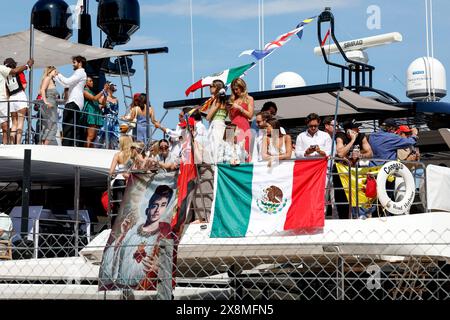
[424,0,437,101]
[258,0,264,91]
[261,0,265,91]
[189,0,195,98]
[429,0,436,101]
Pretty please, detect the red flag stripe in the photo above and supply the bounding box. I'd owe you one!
[284,159,328,231]
[185,79,203,96]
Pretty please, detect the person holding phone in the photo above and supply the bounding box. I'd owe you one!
[295,113,332,158]
[335,120,372,165]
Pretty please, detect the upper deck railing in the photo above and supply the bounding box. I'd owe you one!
[0,98,155,148]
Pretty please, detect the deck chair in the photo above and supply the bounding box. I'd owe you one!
[0,213,13,260]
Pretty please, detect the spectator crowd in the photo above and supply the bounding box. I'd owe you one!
[0,57,422,221]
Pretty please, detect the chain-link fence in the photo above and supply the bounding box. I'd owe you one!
[0,225,448,300]
[0,159,449,300]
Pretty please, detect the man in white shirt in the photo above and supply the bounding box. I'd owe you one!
[295,113,332,158]
[0,58,33,144]
[251,111,272,161]
[54,56,87,147]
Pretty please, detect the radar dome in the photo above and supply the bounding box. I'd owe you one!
[271,72,306,90]
[31,0,72,40]
[406,57,446,101]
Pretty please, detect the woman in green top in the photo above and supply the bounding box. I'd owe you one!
[83,77,107,148]
[206,79,228,163]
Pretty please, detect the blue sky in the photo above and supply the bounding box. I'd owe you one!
[5,0,450,138]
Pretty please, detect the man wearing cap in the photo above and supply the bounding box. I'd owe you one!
[396,125,420,162]
[0,57,34,144]
[368,118,418,165]
[336,120,372,165]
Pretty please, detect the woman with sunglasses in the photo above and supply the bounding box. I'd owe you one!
[155,139,179,172]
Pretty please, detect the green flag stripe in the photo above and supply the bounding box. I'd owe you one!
[225,63,255,84]
[210,164,253,237]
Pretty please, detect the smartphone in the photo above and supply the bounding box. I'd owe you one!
[310,145,318,149]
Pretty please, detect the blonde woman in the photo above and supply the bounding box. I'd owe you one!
[109,135,133,218]
[206,79,228,163]
[39,66,59,145]
[228,78,254,159]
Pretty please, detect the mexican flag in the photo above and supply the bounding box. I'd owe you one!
[185,62,255,96]
[210,159,328,238]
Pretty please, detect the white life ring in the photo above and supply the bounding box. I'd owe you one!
[376,161,415,215]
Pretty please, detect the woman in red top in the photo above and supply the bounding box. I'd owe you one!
[228,78,254,160]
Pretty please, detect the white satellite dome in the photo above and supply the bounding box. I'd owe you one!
[406,57,446,101]
[271,72,306,90]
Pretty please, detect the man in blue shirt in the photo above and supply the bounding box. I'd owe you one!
[369,118,418,165]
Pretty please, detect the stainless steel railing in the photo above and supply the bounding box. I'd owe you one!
[0,98,155,148]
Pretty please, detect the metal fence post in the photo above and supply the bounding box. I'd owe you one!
[74,166,80,255]
[157,238,174,300]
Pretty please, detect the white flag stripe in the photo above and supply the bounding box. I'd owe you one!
[246,161,295,236]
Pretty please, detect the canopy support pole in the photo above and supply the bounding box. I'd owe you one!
[327,90,343,218]
[144,51,151,145]
[330,90,340,158]
[27,24,34,144]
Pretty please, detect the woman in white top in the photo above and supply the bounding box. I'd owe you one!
[206,79,228,163]
[189,109,210,164]
[262,118,292,163]
[109,135,133,222]
[217,124,248,165]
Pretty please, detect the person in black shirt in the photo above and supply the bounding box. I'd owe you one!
[336,120,372,165]
[333,120,373,219]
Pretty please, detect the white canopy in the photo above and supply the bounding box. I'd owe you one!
[164,83,406,119]
[0,29,139,68]
[253,88,403,119]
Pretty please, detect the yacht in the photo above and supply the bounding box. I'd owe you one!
[0,2,449,300]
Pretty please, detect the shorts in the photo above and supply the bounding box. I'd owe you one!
[9,91,28,112]
[0,101,8,124]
